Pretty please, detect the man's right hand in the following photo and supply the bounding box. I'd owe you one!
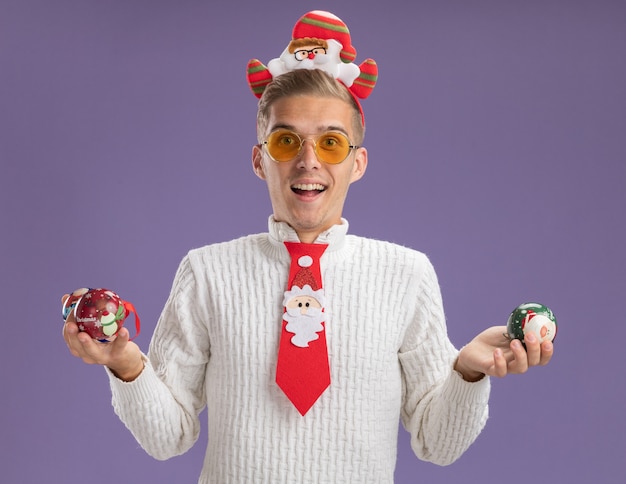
[62,294,145,382]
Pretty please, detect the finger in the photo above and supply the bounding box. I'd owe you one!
[63,321,79,349]
[539,340,554,366]
[75,333,111,365]
[508,339,529,374]
[63,325,104,364]
[64,323,86,357]
[62,319,72,340]
[523,332,542,367]
[64,323,95,363]
[492,348,508,378]
[109,327,130,356]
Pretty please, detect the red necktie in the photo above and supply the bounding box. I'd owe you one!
[276,242,330,415]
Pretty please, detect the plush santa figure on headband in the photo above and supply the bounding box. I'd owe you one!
[267,36,360,87]
[247,10,378,103]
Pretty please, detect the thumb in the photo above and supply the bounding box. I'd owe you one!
[107,329,144,381]
[111,326,130,350]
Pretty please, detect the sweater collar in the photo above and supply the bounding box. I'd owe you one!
[267,215,348,253]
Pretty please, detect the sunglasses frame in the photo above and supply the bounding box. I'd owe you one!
[262,129,359,165]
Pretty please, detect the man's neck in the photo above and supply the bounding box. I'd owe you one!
[295,231,319,244]
[270,216,345,244]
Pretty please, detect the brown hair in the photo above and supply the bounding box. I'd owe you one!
[256,69,365,145]
[288,38,328,53]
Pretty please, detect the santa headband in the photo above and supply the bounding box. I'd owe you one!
[246,10,378,125]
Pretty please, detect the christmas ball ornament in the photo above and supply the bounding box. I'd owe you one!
[68,288,140,343]
[62,287,90,320]
[506,302,557,345]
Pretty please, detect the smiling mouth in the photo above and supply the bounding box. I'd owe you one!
[291,183,326,196]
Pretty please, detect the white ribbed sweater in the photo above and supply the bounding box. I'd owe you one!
[109,218,490,483]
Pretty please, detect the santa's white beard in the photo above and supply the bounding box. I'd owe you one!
[284,55,331,71]
[284,306,325,348]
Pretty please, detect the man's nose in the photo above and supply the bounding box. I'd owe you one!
[308,52,315,60]
[297,140,321,169]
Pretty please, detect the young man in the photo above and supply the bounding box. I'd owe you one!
[63,11,553,483]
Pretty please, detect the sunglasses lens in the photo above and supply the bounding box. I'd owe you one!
[266,130,301,162]
[265,130,353,163]
[316,132,350,164]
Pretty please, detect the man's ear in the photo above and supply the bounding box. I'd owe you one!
[252,145,266,180]
[349,147,368,184]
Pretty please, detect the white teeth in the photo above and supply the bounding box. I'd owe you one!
[292,183,325,191]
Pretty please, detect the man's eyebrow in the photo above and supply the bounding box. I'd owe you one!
[324,125,349,136]
[268,123,296,132]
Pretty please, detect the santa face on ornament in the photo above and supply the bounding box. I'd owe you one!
[283,284,326,348]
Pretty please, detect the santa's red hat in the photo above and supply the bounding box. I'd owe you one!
[291,10,357,64]
[291,255,319,290]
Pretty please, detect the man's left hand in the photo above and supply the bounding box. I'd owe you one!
[454,325,554,382]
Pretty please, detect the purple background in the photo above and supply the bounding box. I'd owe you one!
[2,0,624,482]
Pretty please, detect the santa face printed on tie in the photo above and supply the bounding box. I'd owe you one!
[282,284,325,348]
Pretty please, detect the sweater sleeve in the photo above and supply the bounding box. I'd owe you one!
[398,256,490,466]
[107,254,210,460]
